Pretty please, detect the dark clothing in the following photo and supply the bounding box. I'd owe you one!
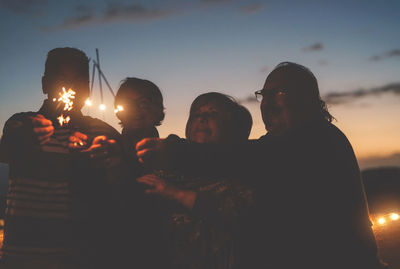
[154,169,254,269]
[0,100,121,268]
[118,127,169,269]
[160,119,385,268]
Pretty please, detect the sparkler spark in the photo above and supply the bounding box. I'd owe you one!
[56,87,76,127]
[57,115,70,126]
[58,87,76,111]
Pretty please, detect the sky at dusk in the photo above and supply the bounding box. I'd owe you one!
[0,0,399,169]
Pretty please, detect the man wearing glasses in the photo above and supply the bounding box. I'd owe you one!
[136,62,385,268]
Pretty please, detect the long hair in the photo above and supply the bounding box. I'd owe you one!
[271,62,334,122]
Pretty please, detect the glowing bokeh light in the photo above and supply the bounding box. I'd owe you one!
[390,213,399,221]
[377,217,386,225]
[85,99,93,106]
[99,104,106,111]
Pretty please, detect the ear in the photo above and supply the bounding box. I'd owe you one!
[42,76,48,95]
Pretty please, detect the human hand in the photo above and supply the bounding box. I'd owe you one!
[30,114,54,145]
[68,131,89,150]
[70,134,121,166]
[135,138,166,164]
[137,174,197,209]
[137,174,175,196]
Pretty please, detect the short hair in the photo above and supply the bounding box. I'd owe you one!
[115,77,165,126]
[267,62,334,122]
[44,47,89,78]
[186,92,252,142]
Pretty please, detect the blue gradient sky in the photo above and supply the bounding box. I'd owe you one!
[1,0,399,168]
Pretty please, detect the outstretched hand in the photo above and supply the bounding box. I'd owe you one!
[30,114,54,145]
[137,174,197,209]
[137,174,171,195]
[136,137,167,165]
[69,132,121,167]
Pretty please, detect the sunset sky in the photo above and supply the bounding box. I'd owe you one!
[0,0,399,169]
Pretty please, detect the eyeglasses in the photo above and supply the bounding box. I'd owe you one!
[254,89,288,102]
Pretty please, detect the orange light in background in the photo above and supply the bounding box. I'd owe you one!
[377,217,386,225]
[99,104,106,111]
[390,213,399,221]
[85,99,93,106]
[114,105,124,113]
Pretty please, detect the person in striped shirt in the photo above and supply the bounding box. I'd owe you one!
[0,47,122,269]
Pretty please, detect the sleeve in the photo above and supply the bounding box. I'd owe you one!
[0,112,38,163]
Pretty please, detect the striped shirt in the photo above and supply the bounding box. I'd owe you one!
[0,100,121,264]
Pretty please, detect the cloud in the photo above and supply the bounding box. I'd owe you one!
[239,3,265,13]
[239,82,400,105]
[358,152,400,170]
[302,42,324,52]
[0,0,47,15]
[238,94,257,104]
[42,3,176,31]
[324,83,400,105]
[370,49,400,61]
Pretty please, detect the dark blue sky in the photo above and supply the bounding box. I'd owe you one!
[1,0,400,168]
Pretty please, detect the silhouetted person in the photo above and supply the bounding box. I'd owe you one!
[0,48,121,269]
[136,62,386,268]
[114,77,168,269]
[137,92,254,269]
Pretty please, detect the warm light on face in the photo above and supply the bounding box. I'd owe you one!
[390,213,399,221]
[85,99,93,106]
[377,217,386,225]
[99,104,106,111]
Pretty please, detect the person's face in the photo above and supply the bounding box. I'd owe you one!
[187,103,231,143]
[116,90,160,130]
[42,65,89,112]
[260,72,292,135]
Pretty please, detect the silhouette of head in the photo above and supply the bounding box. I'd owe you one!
[42,48,89,113]
[186,92,252,143]
[114,77,165,130]
[260,62,333,135]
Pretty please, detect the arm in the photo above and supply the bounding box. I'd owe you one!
[137,174,197,209]
[136,135,263,179]
[0,113,54,163]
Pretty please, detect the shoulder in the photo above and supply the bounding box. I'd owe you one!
[3,112,37,131]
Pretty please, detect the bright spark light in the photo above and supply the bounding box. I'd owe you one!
[99,104,106,111]
[377,217,386,225]
[58,87,76,111]
[57,115,70,127]
[85,99,93,106]
[390,213,399,221]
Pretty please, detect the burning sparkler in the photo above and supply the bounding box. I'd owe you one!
[54,87,76,127]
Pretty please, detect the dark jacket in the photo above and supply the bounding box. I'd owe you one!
[159,119,385,268]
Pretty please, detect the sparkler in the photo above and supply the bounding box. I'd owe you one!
[54,87,76,127]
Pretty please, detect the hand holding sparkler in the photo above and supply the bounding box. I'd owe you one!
[30,114,54,145]
[69,132,121,167]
